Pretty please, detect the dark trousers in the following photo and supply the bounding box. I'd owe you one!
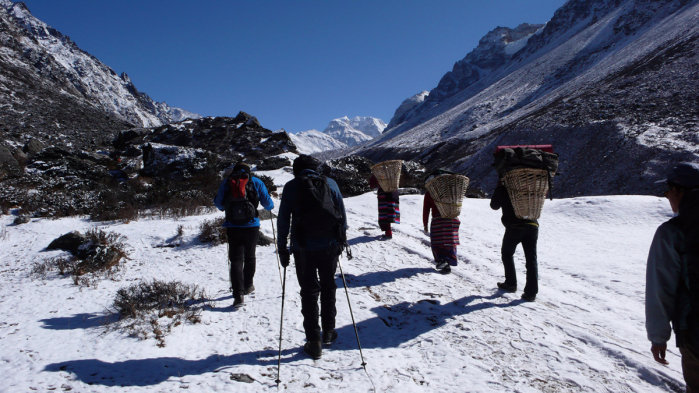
[501,224,539,296]
[293,247,339,342]
[679,330,699,393]
[226,227,259,296]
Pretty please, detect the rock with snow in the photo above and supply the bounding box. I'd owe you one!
[256,156,291,171]
[141,143,219,180]
[318,155,374,197]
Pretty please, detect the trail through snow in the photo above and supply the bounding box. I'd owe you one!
[0,191,687,392]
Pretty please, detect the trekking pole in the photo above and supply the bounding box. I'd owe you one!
[275,265,287,386]
[270,218,283,288]
[338,255,367,369]
[226,242,232,294]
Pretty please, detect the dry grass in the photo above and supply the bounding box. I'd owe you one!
[198,217,227,245]
[110,280,211,347]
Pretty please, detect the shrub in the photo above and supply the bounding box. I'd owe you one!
[198,217,226,245]
[111,280,211,347]
[255,173,277,192]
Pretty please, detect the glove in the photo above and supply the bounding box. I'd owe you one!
[278,247,290,268]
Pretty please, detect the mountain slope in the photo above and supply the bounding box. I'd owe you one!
[288,129,348,154]
[0,0,199,137]
[323,116,386,147]
[361,0,699,197]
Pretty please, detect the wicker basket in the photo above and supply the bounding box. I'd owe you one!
[425,174,470,219]
[502,168,551,220]
[370,160,403,192]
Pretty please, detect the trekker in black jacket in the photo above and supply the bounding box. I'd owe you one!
[490,182,539,301]
[276,155,348,360]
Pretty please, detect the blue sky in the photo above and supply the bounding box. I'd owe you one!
[22,0,566,133]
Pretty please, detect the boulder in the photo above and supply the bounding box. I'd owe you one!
[22,138,45,157]
[47,231,86,255]
[257,156,291,171]
[13,214,30,225]
[0,146,21,180]
[319,155,374,197]
[257,232,274,246]
[141,143,219,179]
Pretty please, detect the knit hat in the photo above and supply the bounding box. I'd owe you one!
[657,162,699,189]
[233,161,251,173]
[293,155,320,176]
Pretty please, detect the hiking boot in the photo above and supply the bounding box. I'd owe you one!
[439,264,451,274]
[435,260,449,270]
[244,285,255,295]
[322,329,338,345]
[497,282,517,292]
[521,293,536,302]
[233,293,245,308]
[303,341,322,359]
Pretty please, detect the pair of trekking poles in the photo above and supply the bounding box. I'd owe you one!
[269,219,366,386]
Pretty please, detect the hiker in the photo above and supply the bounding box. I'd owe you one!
[276,155,348,359]
[645,162,699,391]
[423,173,460,274]
[490,179,539,301]
[370,174,399,239]
[214,161,274,308]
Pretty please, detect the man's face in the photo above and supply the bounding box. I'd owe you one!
[665,184,684,213]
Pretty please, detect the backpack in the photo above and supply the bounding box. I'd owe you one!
[295,172,345,248]
[671,188,699,346]
[223,172,259,225]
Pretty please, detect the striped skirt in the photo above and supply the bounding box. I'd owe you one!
[378,192,400,224]
[430,217,460,245]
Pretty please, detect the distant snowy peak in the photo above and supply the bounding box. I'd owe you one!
[387,91,429,129]
[288,130,348,154]
[0,0,199,127]
[322,116,386,146]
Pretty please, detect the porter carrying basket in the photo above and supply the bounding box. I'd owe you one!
[425,174,470,219]
[370,160,403,192]
[502,168,551,220]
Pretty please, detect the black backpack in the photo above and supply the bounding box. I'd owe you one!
[671,188,699,346]
[295,173,344,247]
[223,173,259,225]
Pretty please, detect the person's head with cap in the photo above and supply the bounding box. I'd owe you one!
[660,162,699,213]
[293,155,321,177]
[233,161,251,174]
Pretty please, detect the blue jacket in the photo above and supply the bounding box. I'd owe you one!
[214,174,274,228]
[645,220,691,346]
[276,169,347,251]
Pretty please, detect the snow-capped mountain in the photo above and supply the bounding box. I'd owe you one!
[0,0,199,130]
[386,91,429,129]
[362,0,699,197]
[287,129,348,154]
[322,116,386,147]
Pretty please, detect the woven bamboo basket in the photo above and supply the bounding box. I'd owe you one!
[502,168,551,220]
[425,174,470,219]
[370,160,403,192]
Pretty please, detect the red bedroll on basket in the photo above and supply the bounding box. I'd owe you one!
[494,145,554,154]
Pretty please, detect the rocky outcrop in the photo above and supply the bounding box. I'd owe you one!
[257,156,291,171]
[319,155,374,197]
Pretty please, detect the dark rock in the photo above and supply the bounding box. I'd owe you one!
[230,373,255,383]
[23,139,46,157]
[257,232,273,246]
[122,145,142,157]
[13,214,30,224]
[319,155,374,197]
[398,188,422,195]
[257,156,290,171]
[400,161,427,189]
[141,143,219,179]
[0,146,21,180]
[33,147,74,161]
[13,148,28,166]
[77,151,113,166]
[466,187,488,199]
[47,231,86,255]
[257,209,277,221]
[254,173,277,193]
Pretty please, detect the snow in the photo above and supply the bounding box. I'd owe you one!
[289,130,348,154]
[0,181,687,391]
[503,30,540,55]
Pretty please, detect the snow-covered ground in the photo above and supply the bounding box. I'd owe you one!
[0,188,687,392]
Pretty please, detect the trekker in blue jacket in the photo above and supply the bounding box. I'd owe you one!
[276,155,347,359]
[646,162,699,391]
[214,161,274,308]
